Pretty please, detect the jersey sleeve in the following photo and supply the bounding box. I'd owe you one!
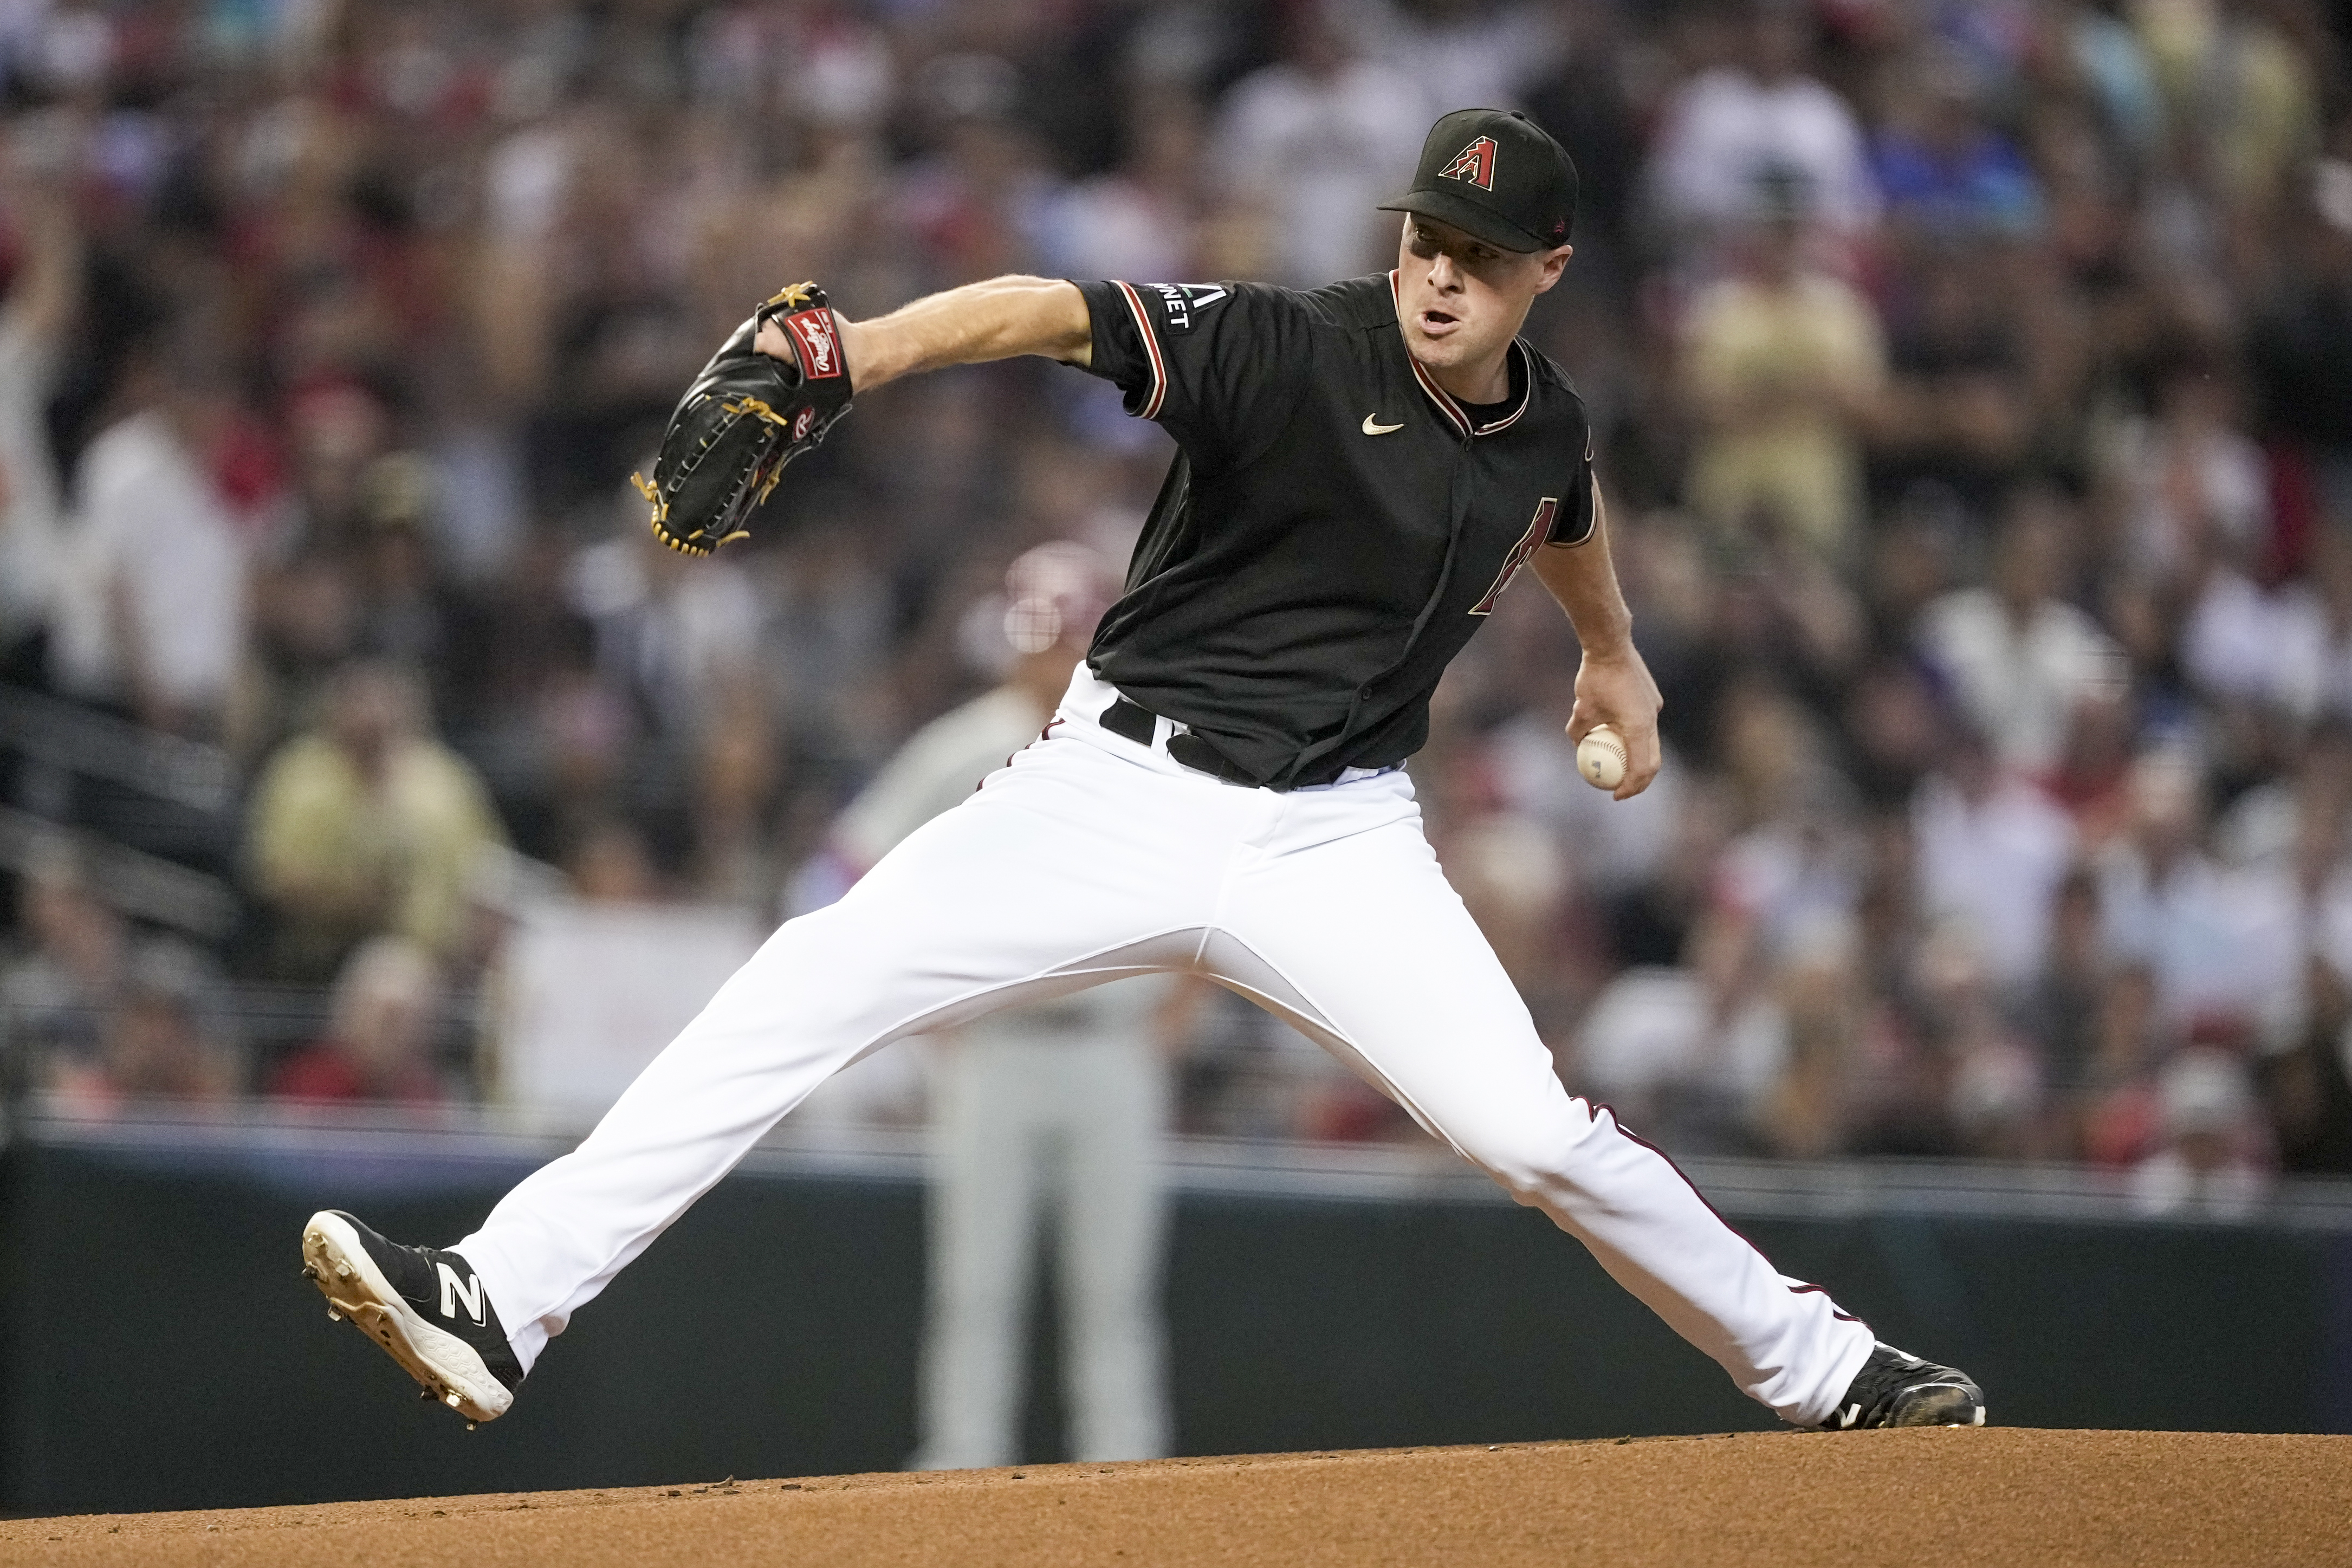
[1546,425,1599,547]
[1073,279,1311,468]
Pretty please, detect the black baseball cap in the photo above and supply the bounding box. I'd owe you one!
[1377,108,1578,253]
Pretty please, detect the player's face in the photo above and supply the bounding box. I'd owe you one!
[1395,217,1571,379]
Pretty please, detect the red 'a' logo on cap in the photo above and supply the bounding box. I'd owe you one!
[1437,135,1498,191]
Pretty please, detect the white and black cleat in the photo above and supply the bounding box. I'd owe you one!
[301,1210,523,1426]
[1819,1343,1987,1430]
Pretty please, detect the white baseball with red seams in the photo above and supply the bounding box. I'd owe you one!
[1577,724,1629,791]
[452,664,1876,1427]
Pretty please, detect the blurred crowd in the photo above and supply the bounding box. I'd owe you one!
[1,0,2350,1209]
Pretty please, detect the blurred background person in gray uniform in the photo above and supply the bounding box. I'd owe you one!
[827,540,1184,1470]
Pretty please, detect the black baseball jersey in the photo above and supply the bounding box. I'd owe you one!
[1071,273,1597,791]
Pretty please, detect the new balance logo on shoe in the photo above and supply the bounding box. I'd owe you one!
[304,1211,523,1426]
[437,1261,487,1326]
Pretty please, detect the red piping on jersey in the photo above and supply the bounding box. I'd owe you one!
[1469,496,1557,614]
[1113,281,1168,420]
[1385,270,1531,438]
[1601,1104,1866,1323]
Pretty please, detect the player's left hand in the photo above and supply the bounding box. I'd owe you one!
[631,282,855,557]
[1568,647,1662,801]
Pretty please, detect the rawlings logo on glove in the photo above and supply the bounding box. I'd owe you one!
[630,282,856,556]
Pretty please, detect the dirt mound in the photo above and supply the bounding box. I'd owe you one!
[5,1429,2347,1566]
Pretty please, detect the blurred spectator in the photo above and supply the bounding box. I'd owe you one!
[1648,0,1878,247]
[268,936,449,1105]
[1519,0,1644,270]
[896,60,1055,288]
[1918,491,2124,774]
[1573,911,1789,1155]
[2045,0,2166,169]
[2258,956,2352,1174]
[47,342,250,738]
[2115,359,2270,585]
[2097,749,2296,1029]
[1911,723,2079,995]
[1358,0,1557,115]
[0,839,122,1092]
[1751,923,1865,1159]
[2128,1048,2272,1219]
[46,938,239,1114]
[568,499,765,750]
[2273,528,2352,726]
[1211,2,1425,286]
[1868,250,2038,511]
[1870,48,2043,237]
[1915,922,2049,1161]
[1680,173,1886,558]
[1040,88,1209,283]
[2136,0,2319,213]
[0,159,77,676]
[245,662,507,981]
[2247,160,2352,522]
[2020,865,2101,1081]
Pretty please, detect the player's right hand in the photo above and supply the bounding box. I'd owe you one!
[1567,649,1662,801]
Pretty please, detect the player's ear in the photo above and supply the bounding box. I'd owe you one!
[1531,244,1573,294]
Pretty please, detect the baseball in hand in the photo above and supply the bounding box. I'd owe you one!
[1576,724,1628,791]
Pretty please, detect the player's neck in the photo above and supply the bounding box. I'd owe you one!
[1421,341,1514,406]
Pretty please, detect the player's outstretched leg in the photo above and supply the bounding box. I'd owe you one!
[303,721,1243,1422]
[1211,773,1985,1430]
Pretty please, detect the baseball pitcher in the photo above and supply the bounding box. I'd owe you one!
[302,109,1984,1438]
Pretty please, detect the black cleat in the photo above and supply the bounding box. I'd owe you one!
[302,1210,523,1424]
[1819,1343,1987,1430]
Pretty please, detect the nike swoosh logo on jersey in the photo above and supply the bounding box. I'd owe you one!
[1362,414,1403,435]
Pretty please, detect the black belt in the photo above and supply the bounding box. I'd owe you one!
[1099,696,1261,786]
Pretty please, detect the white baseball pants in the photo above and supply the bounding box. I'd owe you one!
[457,668,1876,1427]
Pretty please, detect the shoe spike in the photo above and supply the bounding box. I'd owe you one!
[301,1264,318,1279]
[444,1392,462,1409]
[334,1262,353,1280]
[327,1308,342,1321]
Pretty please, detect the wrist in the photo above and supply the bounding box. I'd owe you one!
[836,317,885,390]
[1578,623,1639,664]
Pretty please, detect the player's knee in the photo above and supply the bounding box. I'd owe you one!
[1459,1085,1618,1199]
[1460,1112,1587,1205]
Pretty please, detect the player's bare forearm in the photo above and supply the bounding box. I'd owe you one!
[1528,485,1663,799]
[756,276,1091,390]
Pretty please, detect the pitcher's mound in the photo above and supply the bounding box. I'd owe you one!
[8,1428,2349,1567]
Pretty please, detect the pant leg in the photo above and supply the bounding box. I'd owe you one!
[1052,1030,1173,1462]
[457,735,1230,1371]
[911,1036,1048,1470]
[1211,773,1875,1428]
